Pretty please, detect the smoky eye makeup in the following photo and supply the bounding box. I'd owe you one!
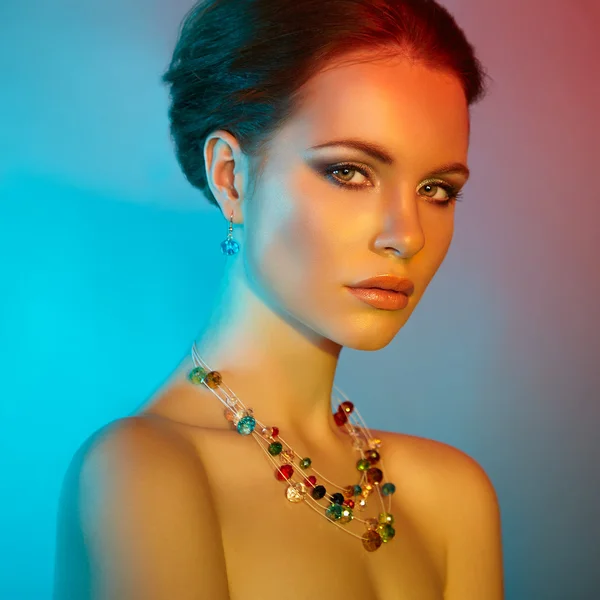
[322,162,373,189]
[308,157,375,186]
[307,157,464,206]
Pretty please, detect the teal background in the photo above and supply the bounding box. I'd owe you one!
[1,0,599,598]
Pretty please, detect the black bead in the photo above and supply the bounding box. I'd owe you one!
[330,492,345,505]
[312,485,326,500]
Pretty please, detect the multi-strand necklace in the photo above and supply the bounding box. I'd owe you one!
[188,342,397,552]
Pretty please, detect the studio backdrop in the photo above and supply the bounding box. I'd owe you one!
[1,1,598,599]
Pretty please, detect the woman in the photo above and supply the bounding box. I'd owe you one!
[54,0,503,598]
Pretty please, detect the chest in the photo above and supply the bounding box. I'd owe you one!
[188,429,446,600]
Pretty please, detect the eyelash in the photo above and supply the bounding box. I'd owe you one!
[321,162,464,206]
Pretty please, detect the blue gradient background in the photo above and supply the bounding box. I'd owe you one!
[1,1,599,598]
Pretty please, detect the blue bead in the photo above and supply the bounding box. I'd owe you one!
[353,485,362,496]
[220,238,240,255]
[382,482,396,496]
[325,503,344,521]
[237,415,256,435]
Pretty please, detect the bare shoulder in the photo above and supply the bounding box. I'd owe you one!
[370,428,465,498]
[377,429,496,482]
[53,416,230,600]
[375,429,504,600]
[372,428,498,497]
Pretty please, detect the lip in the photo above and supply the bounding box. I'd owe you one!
[348,274,415,296]
[346,287,409,310]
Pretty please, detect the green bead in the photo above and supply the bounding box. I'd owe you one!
[378,512,394,526]
[188,366,208,384]
[382,482,396,496]
[268,442,283,455]
[377,523,396,542]
[325,503,343,521]
[357,458,370,471]
[299,457,312,469]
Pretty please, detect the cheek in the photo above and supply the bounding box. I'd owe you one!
[426,213,454,263]
[282,200,333,266]
[415,215,454,292]
[244,186,340,299]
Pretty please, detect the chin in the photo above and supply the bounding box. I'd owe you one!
[334,322,403,352]
[349,335,397,352]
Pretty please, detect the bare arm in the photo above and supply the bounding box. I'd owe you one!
[442,447,505,600]
[53,417,230,600]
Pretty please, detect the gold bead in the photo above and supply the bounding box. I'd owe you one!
[342,485,355,499]
[204,370,222,389]
[361,484,373,498]
[362,530,383,552]
[339,507,354,524]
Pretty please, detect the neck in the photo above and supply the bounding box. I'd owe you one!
[187,261,345,447]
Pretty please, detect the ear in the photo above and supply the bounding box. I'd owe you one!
[203,130,252,224]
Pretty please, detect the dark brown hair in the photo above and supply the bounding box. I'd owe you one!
[162,0,490,207]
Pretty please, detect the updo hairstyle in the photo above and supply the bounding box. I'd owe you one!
[162,0,490,207]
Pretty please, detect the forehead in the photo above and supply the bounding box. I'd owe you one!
[286,52,469,162]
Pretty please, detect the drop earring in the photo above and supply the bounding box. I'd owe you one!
[220,210,240,256]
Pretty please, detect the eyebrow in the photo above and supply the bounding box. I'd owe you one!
[308,139,470,179]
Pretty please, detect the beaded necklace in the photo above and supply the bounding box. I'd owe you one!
[188,342,397,552]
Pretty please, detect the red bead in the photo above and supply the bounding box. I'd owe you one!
[304,475,317,488]
[340,401,354,414]
[333,410,348,426]
[366,449,380,465]
[276,464,294,481]
[344,499,355,508]
[271,426,279,438]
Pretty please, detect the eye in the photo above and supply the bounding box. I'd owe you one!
[321,162,373,189]
[419,180,464,207]
[319,161,464,206]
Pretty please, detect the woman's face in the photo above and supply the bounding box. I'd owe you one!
[239,52,470,351]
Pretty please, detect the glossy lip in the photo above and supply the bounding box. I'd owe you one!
[347,287,409,310]
[348,274,415,296]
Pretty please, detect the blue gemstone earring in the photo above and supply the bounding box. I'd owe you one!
[220,210,240,256]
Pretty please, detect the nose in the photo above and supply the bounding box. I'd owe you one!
[372,198,425,259]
